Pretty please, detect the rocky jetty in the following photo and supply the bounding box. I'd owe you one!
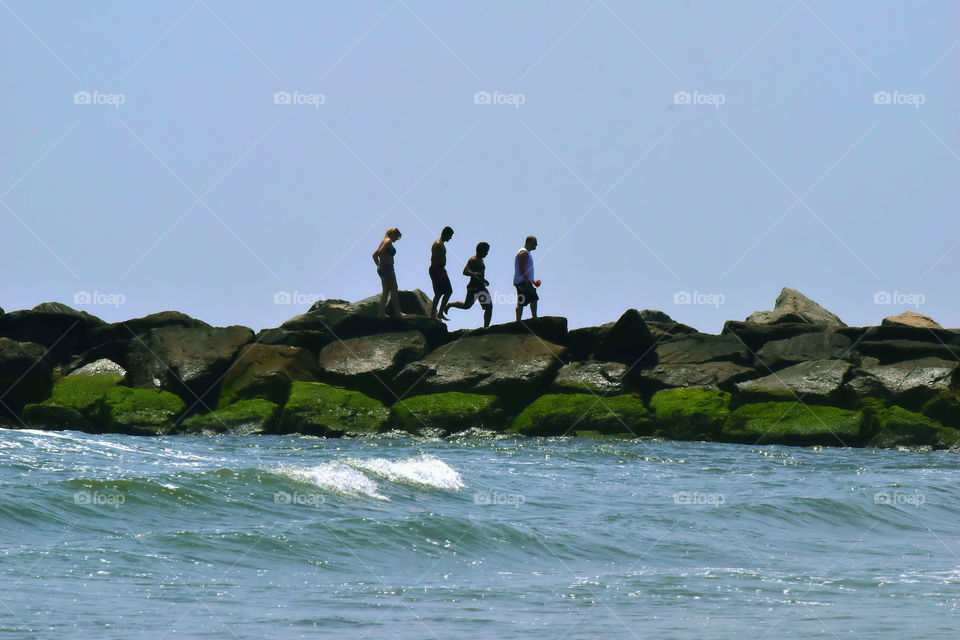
[2,287,959,450]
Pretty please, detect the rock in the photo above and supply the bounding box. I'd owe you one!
[734,359,852,405]
[567,323,613,360]
[720,321,823,352]
[722,402,865,446]
[177,398,280,435]
[855,340,958,364]
[218,343,319,408]
[68,358,126,378]
[551,361,630,395]
[921,391,960,429]
[278,381,389,436]
[89,311,211,346]
[595,309,657,365]
[649,388,732,440]
[641,309,699,340]
[746,287,845,327]
[0,303,105,361]
[254,328,333,355]
[755,332,853,371]
[0,338,54,419]
[283,290,432,332]
[125,325,254,412]
[655,334,750,366]
[509,393,652,436]
[636,362,757,391]
[867,406,960,450]
[395,334,566,407]
[22,371,124,431]
[458,316,568,345]
[882,311,943,330]
[100,386,186,435]
[844,357,957,410]
[317,331,428,401]
[390,392,503,435]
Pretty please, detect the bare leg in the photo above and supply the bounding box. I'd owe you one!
[389,278,408,318]
[515,304,523,322]
[431,293,441,319]
[530,301,537,319]
[378,279,389,318]
[483,306,492,328]
[438,293,451,320]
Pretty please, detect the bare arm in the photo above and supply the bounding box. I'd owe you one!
[373,239,388,265]
[517,251,530,282]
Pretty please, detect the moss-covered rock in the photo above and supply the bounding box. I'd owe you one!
[921,390,960,430]
[177,398,280,435]
[649,388,731,440]
[100,386,186,435]
[722,402,865,447]
[868,406,960,450]
[510,393,652,437]
[22,372,124,431]
[390,392,502,435]
[279,381,389,436]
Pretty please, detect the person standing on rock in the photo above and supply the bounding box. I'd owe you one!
[444,242,493,327]
[373,227,408,319]
[429,226,455,321]
[514,235,540,321]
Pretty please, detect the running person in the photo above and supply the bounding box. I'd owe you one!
[429,226,454,320]
[372,227,408,319]
[514,235,539,321]
[445,242,493,327]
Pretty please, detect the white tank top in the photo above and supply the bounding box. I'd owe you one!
[514,248,534,285]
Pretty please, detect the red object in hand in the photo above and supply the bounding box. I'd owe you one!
[533,280,541,287]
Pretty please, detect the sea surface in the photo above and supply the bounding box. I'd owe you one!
[1,427,958,639]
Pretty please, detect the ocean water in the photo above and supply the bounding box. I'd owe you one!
[1,428,958,639]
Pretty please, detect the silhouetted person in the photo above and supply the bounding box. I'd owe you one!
[514,235,539,321]
[429,226,454,320]
[445,242,493,327]
[373,227,408,318]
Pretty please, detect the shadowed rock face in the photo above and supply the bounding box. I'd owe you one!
[218,343,320,407]
[655,334,751,366]
[636,361,757,391]
[755,332,853,371]
[0,303,106,362]
[747,287,846,327]
[317,331,429,401]
[0,338,54,419]
[594,309,657,365]
[734,359,852,406]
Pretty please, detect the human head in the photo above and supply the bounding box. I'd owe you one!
[524,235,538,250]
[441,226,454,241]
[386,227,401,241]
[476,242,490,258]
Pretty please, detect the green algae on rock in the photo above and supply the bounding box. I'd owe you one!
[510,393,652,437]
[722,402,865,447]
[390,392,502,435]
[649,388,731,440]
[279,381,389,436]
[178,398,280,435]
[868,406,960,450]
[100,386,187,435]
[23,372,124,431]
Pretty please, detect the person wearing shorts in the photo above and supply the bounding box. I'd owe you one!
[429,226,454,320]
[445,242,493,327]
[514,235,539,321]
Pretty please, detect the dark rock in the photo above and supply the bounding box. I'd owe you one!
[254,328,333,355]
[921,390,960,429]
[855,340,959,365]
[636,362,757,391]
[456,316,568,346]
[595,309,657,365]
[844,357,957,411]
[125,325,254,412]
[317,331,428,401]
[755,332,853,370]
[838,325,958,344]
[0,338,54,420]
[721,321,823,352]
[89,311,211,346]
[746,287,845,327]
[0,303,106,362]
[218,343,319,407]
[655,334,750,366]
[734,359,852,405]
[567,323,613,360]
[639,309,674,324]
[283,290,432,332]
[882,311,943,330]
[395,334,566,407]
[551,361,630,395]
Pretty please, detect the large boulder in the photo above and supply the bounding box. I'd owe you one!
[551,361,630,395]
[450,316,568,346]
[867,406,960,450]
[218,343,319,408]
[567,323,613,361]
[640,309,699,338]
[649,388,731,440]
[68,358,126,378]
[88,311,210,346]
[755,332,853,371]
[921,391,960,429]
[746,287,845,327]
[594,309,657,365]
[655,334,750,366]
[635,362,757,391]
[568,312,695,360]
[854,340,958,364]
[125,325,254,412]
[317,331,428,401]
[720,321,823,352]
[734,359,852,405]
[22,371,123,431]
[177,398,280,435]
[510,393,652,436]
[390,392,503,436]
[844,357,957,410]
[0,337,55,420]
[278,381,389,436]
[253,327,333,356]
[99,386,186,435]
[281,290,433,335]
[722,402,865,446]
[394,334,566,406]
[882,311,943,330]
[0,302,106,362]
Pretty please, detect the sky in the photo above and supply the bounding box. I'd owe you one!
[1,1,957,334]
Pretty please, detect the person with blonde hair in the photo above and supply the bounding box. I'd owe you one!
[372,227,408,318]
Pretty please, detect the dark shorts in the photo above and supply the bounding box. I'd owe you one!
[515,281,538,306]
[429,266,453,296]
[377,264,395,279]
[464,286,492,310]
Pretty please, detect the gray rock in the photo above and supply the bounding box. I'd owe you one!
[551,361,630,395]
[882,311,943,330]
[721,321,823,352]
[68,358,126,378]
[317,331,429,400]
[844,357,957,410]
[219,343,319,407]
[755,332,853,370]
[746,287,845,327]
[284,290,432,332]
[636,361,757,390]
[734,359,852,405]
[656,334,750,366]
[254,327,333,355]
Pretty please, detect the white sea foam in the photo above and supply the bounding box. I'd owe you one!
[279,461,388,500]
[347,454,465,491]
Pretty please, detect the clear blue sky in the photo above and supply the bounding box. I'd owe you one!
[2,1,957,334]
